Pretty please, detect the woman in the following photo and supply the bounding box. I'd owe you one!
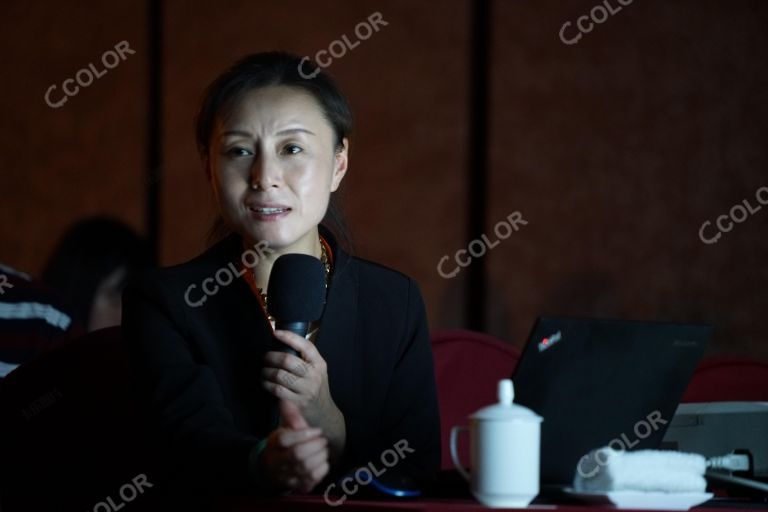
[122,52,440,504]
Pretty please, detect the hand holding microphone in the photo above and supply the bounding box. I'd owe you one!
[261,254,338,426]
[261,327,347,466]
[260,253,347,473]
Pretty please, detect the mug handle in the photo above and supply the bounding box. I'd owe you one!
[449,426,470,482]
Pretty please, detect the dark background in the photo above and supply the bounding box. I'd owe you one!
[1,0,766,358]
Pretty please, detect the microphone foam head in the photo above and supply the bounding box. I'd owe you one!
[267,253,326,322]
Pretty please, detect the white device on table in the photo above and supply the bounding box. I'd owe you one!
[662,401,768,478]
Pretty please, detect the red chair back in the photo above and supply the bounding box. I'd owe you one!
[431,329,521,470]
[681,355,768,402]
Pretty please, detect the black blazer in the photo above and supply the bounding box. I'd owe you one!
[122,229,441,498]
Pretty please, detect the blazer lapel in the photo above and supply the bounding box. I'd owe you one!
[315,244,363,422]
[194,235,277,433]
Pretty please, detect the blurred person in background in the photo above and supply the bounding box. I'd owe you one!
[42,216,151,332]
[0,264,82,377]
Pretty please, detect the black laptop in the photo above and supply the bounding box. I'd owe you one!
[511,316,711,487]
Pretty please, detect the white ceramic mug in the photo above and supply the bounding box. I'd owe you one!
[450,379,542,508]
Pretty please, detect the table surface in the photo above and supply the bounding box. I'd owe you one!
[220,494,765,512]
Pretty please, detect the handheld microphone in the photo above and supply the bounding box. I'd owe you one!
[267,253,327,356]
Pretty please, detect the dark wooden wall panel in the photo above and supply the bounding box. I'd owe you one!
[0,0,146,274]
[2,1,766,359]
[486,0,768,358]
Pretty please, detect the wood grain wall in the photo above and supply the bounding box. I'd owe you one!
[1,0,765,358]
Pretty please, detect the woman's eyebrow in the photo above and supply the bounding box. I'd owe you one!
[275,128,316,137]
[221,128,316,138]
[222,129,252,138]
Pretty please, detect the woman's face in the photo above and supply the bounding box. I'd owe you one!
[209,86,348,254]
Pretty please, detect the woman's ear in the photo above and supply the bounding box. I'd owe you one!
[330,138,349,192]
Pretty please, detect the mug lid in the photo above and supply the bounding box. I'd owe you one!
[470,379,543,422]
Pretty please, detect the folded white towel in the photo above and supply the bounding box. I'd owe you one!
[573,448,707,493]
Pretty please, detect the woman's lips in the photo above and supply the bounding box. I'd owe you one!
[248,205,292,221]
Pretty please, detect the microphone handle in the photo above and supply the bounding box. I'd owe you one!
[274,321,310,356]
[269,320,310,429]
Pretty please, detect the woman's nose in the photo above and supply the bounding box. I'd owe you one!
[251,155,281,190]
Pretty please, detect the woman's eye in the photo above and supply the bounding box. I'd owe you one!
[283,144,303,155]
[225,147,252,157]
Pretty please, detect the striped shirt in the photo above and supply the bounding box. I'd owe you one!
[0,264,82,377]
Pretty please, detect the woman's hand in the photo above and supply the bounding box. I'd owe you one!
[261,330,347,462]
[260,400,330,493]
